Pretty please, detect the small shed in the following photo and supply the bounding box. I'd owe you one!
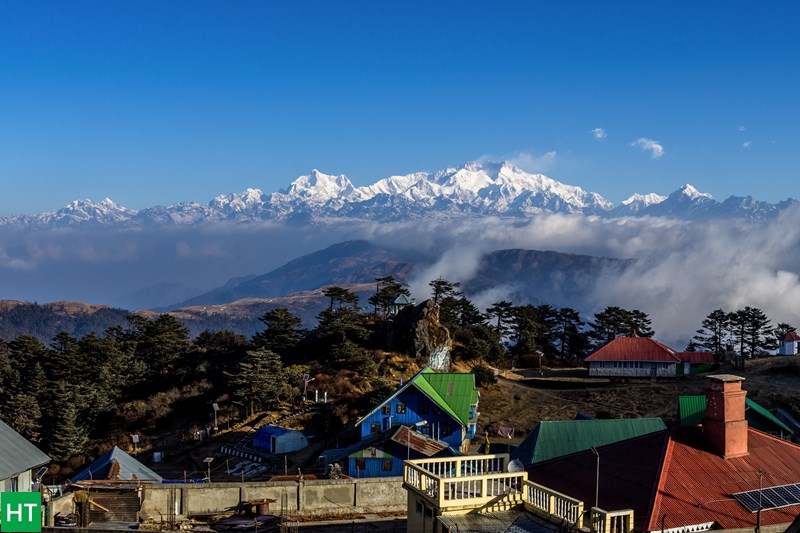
[779,331,800,355]
[252,426,308,455]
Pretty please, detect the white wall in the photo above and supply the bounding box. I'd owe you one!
[588,361,676,378]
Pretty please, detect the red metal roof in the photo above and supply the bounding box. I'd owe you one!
[784,331,800,342]
[527,426,800,532]
[585,337,682,362]
[677,351,714,363]
[648,427,800,531]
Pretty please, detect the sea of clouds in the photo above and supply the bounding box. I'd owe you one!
[1,207,799,346]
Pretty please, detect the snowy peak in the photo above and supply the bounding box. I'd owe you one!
[0,162,793,228]
[210,188,265,213]
[676,184,714,200]
[282,170,356,201]
[621,193,667,207]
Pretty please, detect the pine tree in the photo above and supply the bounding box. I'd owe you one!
[226,348,287,415]
[49,387,88,461]
[693,309,730,360]
[429,277,462,305]
[252,308,304,355]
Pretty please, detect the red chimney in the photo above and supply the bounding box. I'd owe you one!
[703,374,748,459]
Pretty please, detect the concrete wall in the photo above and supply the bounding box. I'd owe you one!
[138,477,406,519]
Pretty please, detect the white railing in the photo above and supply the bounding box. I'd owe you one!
[523,480,583,524]
[590,507,634,533]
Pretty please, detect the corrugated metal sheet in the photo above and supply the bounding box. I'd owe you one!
[585,337,682,362]
[679,395,792,434]
[390,426,449,457]
[72,446,162,482]
[677,351,714,363]
[416,370,479,426]
[0,419,50,480]
[511,418,667,464]
[356,367,478,428]
[527,430,670,533]
[678,395,707,426]
[649,427,800,530]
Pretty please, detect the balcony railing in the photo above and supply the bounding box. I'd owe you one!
[404,454,634,533]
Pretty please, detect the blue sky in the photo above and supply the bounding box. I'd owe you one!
[1,1,799,215]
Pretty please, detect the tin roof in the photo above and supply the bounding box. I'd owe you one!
[585,337,683,362]
[676,351,714,363]
[649,427,800,530]
[512,418,666,465]
[0,419,50,480]
[356,367,479,427]
[527,430,670,532]
[390,426,450,457]
[528,425,800,532]
[678,395,793,434]
[71,446,162,482]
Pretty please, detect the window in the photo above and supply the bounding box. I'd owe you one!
[442,425,453,435]
[425,506,433,518]
[416,501,423,515]
[382,459,393,472]
[371,423,381,434]
[382,405,391,415]
[419,403,429,414]
[356,459,366,470]
[396,404,406,414]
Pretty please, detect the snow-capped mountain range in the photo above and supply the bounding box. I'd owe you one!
[2,161,796,228]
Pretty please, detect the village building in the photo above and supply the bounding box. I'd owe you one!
[779,331,800,355]
[585,336,713,378]
[0,419,50,493]
[678,394,794,439]
[252,426,308,455]
[350,368,478,477]
[511,418,666,465]
[527,374,800,533]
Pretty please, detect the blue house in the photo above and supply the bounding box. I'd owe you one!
[355,367,479,456]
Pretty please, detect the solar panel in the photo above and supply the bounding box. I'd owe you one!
[734,483,800,513]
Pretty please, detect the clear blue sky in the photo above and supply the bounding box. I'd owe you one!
[1,1,799,215]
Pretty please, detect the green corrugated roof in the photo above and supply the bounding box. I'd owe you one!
[679,395,793,434]
[0,419,50,480]
[511,418,667,465]
[678,395,707,426]
[412,368,478,426]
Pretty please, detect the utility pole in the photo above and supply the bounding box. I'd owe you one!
[591,447,599,510]
[756,471,763,533]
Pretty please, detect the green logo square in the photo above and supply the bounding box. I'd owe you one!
[0,493,41,532]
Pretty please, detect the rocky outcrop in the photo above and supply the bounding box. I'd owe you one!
[391,299,452,371]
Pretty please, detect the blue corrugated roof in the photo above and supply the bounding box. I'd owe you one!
[72,446,162,482]
[0,419,50,480]
[253,425,301,450]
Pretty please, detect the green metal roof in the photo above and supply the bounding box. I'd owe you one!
[678,395,707,426]
[511,418,667,465]
[678,395,793,434]
[356,367,479,428]
[0,419,50,480]
[414,369,479,426]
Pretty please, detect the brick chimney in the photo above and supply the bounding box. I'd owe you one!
[703,374,748,459]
